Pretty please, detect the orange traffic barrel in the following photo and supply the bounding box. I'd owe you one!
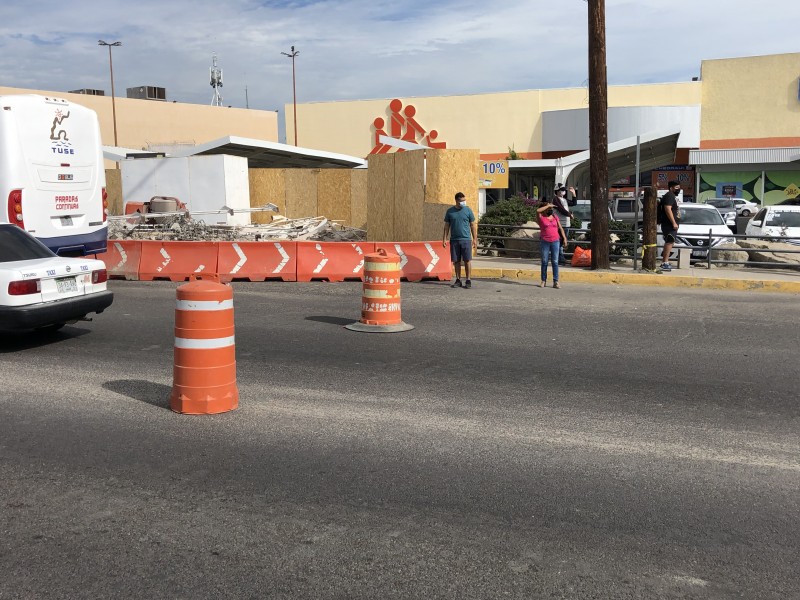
[170,275,239,414]
[345,248,414,333]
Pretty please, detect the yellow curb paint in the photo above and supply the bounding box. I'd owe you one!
[469,268,800,294]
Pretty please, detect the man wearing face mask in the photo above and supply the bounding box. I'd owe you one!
[659,181,682,271]
[553,184,574,265]
[443,191,477,288]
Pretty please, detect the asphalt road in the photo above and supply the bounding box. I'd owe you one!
[1,280,798,599]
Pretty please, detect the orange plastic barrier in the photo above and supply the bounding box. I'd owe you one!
[138,241,219,282]
[345,248,414,333]
[93,240,142,280]
[170,275,238,415]
[375,242,452,282]
[217,241,297,282]
[296,241,376,282]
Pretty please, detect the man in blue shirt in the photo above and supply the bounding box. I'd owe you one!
[443,192,477,288]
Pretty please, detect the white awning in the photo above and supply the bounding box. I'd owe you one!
[689,147,800,166]
[173,136,367,169]
[509,127,681,188]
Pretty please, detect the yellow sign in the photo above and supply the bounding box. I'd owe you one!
[784,183,800,198]
[478,160,509,189]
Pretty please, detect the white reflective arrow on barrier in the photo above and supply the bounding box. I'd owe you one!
[313,244,328,273]
[353,244,364,273]
[424,243,439,273]
[230,243,247,274]
[113,242,127,271]
[273,243,290,273]
[393,244,409,270]
[156,247,171,272]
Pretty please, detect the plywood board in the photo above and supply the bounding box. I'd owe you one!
[393,150,425,242]
[284,169,319,218]
[367,153,394,242]
[350,169,368,230]
[104,168,123,215]
[248,169,286,224]
[317,170,351,224]
[425,149,481,209]
[422,202,451,242]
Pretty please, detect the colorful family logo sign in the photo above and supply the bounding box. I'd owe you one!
[369,98,446,154]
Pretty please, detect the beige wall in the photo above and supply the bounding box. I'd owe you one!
[700,53,800,148]
[290,82,701,159]
[0,86,279,158]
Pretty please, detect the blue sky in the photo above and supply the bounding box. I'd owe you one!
[1,0,798,141]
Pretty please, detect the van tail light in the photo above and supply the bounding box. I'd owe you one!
[102,188,109,222]
[7,189,24,228]
[92,269,108,284]
[8,279,41,295]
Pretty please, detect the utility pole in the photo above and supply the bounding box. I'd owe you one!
[588,0,609,269]
[98,40,121,148]
[281,45,299,146]
[642,186,658,271]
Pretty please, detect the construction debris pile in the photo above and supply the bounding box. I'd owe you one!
[107,214,366,243]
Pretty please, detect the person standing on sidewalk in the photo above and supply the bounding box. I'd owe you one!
[659,181,682,271]
[443,192,478,288]
[553,184,574,265]
[536,201,568,288]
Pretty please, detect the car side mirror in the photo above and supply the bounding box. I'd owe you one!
[751,220,762,227]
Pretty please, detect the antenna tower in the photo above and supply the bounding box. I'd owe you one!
[210,53,223,106]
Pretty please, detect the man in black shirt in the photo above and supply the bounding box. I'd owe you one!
[660,180,681,271]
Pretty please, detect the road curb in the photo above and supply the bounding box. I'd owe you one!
[470,267,800,294]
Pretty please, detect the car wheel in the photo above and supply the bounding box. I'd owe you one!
[741,209,751,217]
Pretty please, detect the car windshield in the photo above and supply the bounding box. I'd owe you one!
[680,207,725,225]
[572,205,592,221]
[766,211,800,227]
[0,226,55,262]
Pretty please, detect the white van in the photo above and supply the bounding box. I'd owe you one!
[745,205,800,245]
[0,94,108,256]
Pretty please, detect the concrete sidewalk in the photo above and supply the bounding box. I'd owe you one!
[469,256,800,293]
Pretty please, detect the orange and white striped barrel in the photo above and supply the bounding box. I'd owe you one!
[169,276,239,414]
[345,248,414,333]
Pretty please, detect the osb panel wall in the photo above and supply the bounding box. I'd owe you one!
[350,169,368,230]
[367,154,395,242]
[284,169,319,219]
[104,168,123,215]
[422,202,451,242]
[249,169,286,224]
[317,170,351,224]
[425,149,481,208]
[393,150,425,242]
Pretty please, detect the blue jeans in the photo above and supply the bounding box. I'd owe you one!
[540,240,560,282]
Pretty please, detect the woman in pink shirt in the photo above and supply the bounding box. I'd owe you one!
[536,202,568,288]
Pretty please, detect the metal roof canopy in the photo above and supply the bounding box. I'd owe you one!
[510,128,681,190]
[173,136,367,169]
[689,147,800,166]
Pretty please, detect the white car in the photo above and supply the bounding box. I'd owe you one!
[570,200,613,232]
[658,204,736,262]
[744,206,800,246]
[0,224,113,332]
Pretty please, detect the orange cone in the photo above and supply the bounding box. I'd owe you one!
[170,275,239,414]
[345,248,414,333]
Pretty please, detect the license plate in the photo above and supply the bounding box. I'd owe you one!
[60,216,73,226]
[56,277,77,293]
[691,250,708,259]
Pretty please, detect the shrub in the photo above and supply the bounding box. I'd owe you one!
[478,195,538,250]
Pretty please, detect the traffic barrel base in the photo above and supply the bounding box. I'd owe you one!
[345,248,414,334]
[170,275,239,415]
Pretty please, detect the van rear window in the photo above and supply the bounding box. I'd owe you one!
[0,226,55,262]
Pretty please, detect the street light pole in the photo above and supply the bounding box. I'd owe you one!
[98,40,121,148]
[281,45,299,146]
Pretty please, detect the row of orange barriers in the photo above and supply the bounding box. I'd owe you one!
[91,240,452,283]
